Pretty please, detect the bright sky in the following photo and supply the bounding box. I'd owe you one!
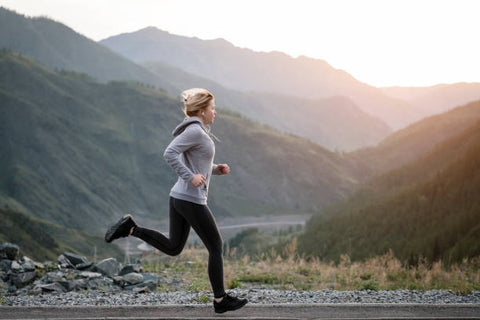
[1,0,479,87]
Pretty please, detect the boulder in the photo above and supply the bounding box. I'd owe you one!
[57,254,75,268]
[57,279,88,292]
[125,279,157,292]
[10,271,37,287]
[75,262,93,270]
[22,256,43,270]
[34,282,67,293]
[0,259,12,272]
[123,272,143,285]
[10,260,21,271]
[79,271,102,279]
[0,243,19,260]
[63,252,89,266]
[21,260,36,272]
[46,271,66,283]
[119,264,142,276]
[86,277,113,290]
[94,258,121,277]
[67,279,88,291]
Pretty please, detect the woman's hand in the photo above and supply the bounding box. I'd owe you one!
[190,174,206,187]
[217,164,230,175]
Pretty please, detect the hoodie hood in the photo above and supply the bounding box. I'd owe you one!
[172,116,220,142]
[172,116,205,137]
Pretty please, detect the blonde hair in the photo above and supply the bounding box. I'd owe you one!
[181,88,214,117]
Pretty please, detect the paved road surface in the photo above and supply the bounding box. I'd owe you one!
[1,304,479,319]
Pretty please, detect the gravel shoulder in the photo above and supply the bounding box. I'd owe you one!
[2,288,480,306]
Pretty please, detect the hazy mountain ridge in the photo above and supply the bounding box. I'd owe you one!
[101,27,421,130]
[144,60,392,151]
[381,82,480,117]
[351,100,480,178]
[1,8,390,151]
[241,93,391,151]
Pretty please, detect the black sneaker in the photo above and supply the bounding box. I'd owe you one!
[104,214,136,243]
[213,293,248,314]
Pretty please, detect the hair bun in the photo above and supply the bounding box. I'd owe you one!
[182,88,204,104]
[180,88,214,117]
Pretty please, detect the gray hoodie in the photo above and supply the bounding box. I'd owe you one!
[163,116,221,205]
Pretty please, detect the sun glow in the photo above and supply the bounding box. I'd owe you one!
[0,0,479,87]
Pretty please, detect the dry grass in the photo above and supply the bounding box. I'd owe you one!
[142,239,480,294]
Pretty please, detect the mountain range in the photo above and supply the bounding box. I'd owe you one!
[0,8,392,152]
[0,50,362,258]
[1,6,479,263]
[101,27,422,130]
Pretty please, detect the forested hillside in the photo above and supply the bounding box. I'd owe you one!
[299,117,480,264]
[0,203,122,261]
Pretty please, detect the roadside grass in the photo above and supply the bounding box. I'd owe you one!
[142,240,480,294]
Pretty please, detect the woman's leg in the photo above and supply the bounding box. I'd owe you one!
[132,197,190,256]
[172,198,225,298]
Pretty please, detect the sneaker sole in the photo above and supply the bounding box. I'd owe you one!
[104,214,133,243]
[214,300,248,314]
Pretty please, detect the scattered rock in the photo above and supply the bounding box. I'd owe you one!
[94,258,121,277]
[57,254,75,268]
[0,243,160,296]
[119,264,142,276]
[63,252,89,266]
[21,259,36,272]
[10,271,37,287]
[75,262,93,270]
[123,272,143,285]
[10,261,21,272]
[80,271,102,279]
[0,243,19,260]
[0,259,12,272]
[35,282,67,293]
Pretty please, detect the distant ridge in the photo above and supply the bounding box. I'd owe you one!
[101,26,421,130]
[0,8,392,151]
[351,100,480,178]
[382,82,480,117]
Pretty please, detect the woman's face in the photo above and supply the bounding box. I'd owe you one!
[202,99,216,125]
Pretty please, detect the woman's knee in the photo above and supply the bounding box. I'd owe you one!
[166,245,184,256]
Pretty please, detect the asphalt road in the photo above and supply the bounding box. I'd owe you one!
[1,304,480,319]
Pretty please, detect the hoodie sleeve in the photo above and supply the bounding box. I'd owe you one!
[212,164,222,175]
[163,125,201,182]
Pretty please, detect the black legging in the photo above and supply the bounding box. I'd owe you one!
[132,197,225,298]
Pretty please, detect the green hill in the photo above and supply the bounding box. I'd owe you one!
[299,117,480,264]
[0,51,361,240]
[0,195,122,261]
